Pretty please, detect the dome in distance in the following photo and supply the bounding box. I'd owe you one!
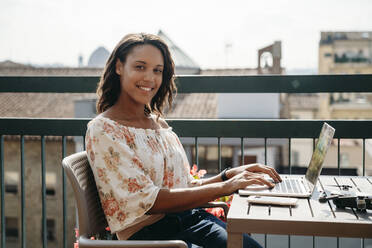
[87,46,110,68]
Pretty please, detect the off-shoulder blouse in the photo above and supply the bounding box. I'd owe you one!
[85,115,196,239]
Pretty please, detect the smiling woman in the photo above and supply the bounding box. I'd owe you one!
[96,33,176,120]
[86,33,279,248]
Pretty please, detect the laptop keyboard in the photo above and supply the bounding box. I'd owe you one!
[270,178,306,194]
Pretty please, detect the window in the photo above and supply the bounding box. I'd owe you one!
[46,172,56,196]
[292,151,300,166]
[340,153,350,167]
[42,219,56,241]
[5,171,18,194]
[47,219,56,241]
[6,217,18,240]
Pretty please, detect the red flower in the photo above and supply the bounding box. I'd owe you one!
[121,126,136,148]
[162,170,175,188]
[128,178,143,193]
[190,164,207,179]
[116,211,126,222]
[205,207,226,221]
[132,157,144,171]
[205,195,234,222]
[102,197,119,216]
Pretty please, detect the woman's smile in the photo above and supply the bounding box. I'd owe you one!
[137,85,154,92]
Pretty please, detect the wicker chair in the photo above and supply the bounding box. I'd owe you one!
[62,151,228,248]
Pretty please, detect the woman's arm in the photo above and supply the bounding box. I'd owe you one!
[198,163,282,186]
[148,171,274,213]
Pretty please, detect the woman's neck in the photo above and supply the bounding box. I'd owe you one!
[106,103,147,121]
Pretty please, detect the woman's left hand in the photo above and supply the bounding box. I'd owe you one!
[226,163,282,183]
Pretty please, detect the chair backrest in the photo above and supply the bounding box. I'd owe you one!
[62,151,108,237]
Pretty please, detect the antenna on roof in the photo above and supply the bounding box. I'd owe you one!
[225,42,232,68]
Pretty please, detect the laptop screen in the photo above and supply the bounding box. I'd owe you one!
[305,123,335,185]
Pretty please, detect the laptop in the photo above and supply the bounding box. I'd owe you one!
[239,122,335,198]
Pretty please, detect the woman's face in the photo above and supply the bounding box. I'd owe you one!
[116,44,164,107]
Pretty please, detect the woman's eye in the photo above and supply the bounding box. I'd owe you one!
[136,65,145,70]
[155,68,163,73]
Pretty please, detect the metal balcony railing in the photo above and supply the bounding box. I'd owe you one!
[0,74,372,248]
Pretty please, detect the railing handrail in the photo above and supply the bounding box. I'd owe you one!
[1,118,372,138]
[1,74,372,93]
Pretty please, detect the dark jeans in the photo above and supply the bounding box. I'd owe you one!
[129,208,262,248]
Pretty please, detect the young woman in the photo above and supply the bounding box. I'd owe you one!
[85,33,281,248]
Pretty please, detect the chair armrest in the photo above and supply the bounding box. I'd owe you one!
[79,236,188,248]
[200,201,229,216]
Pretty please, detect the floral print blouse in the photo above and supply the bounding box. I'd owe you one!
[85,115,196,237]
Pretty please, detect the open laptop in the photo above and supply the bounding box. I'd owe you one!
[239,122,335,198]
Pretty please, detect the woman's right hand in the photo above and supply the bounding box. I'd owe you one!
[225,171,275,195]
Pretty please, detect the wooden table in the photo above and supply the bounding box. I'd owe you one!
[227,176,372,248]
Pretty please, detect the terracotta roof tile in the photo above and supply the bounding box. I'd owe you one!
[0,92,217,119]
[0,93,96,118]
[166,93,217,118]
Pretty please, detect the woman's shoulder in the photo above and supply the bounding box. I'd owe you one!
[87,114,105,128]
[87,114,120,134]
[152,115,169,129]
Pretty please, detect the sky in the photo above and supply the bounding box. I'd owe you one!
[1,0,372,71]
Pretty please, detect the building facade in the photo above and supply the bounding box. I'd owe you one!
[284,31,372,176]
[319,31,372,74]
[2,138,76,248]
[0,62,101,247]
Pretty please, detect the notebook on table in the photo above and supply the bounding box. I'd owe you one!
[239,122,335,198]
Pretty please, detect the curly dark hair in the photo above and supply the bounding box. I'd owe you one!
[96,33,176,117]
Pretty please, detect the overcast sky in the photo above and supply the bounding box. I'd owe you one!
[1,0,371,71]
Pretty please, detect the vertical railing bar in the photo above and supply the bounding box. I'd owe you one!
[75,136,80,237]
[288,138,291,175]
[264,234,267,248]
[313,236,315,248]
[41,136,47,248]
[62,136,67,248]
[312,127,316,248]
[264,137,267,248]
[337,138,341,176]
[21,136,26,248]
[194,137,198,166]
[313,138,315,151]
[288,138,291,247]
[240,137,244,166]
[1,135,5,248]
[362,138,366,176]
[337,107,340,247]
[81,135,85,233]
[264,138,267,165]
[218,137,221,172]
[313,138,315,248]
[361,140,365,248]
